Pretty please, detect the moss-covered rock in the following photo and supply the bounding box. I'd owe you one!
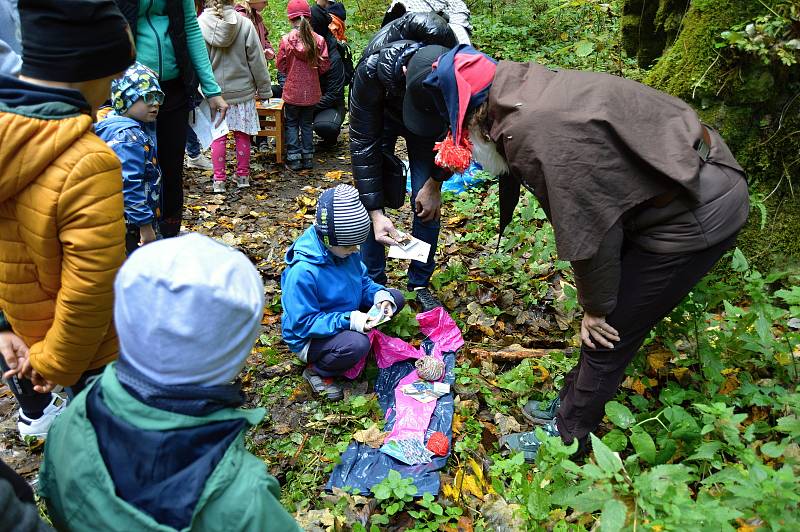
[621,0,690,68]
[642,0,800,271]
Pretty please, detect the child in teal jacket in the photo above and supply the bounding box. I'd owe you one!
[39,234,299,531]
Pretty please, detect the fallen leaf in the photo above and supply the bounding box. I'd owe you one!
[647,350,671,372]
[494,413,521,436]
[273,423,291,435]
[461,473,484,500]
[352,424,388,448]
[452,413,464,435]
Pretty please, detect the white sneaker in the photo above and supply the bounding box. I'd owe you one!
[212,180,226,193]
[18,394,67,439]
[186,153,213,170]
[236,175,250,188]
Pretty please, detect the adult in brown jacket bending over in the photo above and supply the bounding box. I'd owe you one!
[424,45,749,460]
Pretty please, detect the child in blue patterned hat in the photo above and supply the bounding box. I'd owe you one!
[96,62,164,255]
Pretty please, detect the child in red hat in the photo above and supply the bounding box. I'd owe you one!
[277,0,330,170]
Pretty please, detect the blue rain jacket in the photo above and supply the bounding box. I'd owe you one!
[281,227,386,353]
[96,115,161,226]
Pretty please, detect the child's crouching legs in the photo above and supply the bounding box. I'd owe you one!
[307,331,371,378]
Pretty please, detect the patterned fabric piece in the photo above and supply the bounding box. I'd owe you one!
[224,99,261,136]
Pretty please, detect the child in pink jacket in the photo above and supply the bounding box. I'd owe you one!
[277,0,329,171]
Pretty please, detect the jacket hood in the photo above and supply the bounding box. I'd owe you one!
[199,6,242,48]
[0,74,92,203]
[94,114,140,138]
[285,226,333,267]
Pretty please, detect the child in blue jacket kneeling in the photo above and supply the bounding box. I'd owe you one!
[281,184,405,401]
[96,62,163,255]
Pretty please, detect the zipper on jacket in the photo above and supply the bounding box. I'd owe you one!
[144,0,163,78]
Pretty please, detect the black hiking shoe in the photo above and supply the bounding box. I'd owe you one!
[413,287,443,312]
[286,159,302,171]
[302,368,343,401]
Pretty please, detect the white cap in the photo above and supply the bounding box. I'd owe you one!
[114,233,264,386]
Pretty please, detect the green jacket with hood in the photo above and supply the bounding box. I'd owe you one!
[38,364,299,531]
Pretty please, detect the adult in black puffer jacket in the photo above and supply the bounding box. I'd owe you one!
[310,2,346,145]
[349,12,456,310]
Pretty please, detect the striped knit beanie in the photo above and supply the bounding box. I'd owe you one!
[315,185,371,246]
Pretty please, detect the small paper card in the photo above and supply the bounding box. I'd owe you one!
[387,233,431,263]
[366,303,392,328]
[188,99,229,149]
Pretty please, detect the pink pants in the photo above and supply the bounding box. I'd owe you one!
[211,131,251,182]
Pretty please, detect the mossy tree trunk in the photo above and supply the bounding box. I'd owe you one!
[621,0,690,68]
[631,0,800,271]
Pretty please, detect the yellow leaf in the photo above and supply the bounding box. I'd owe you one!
[452,413,464,435]
[352,424,388,448]
[325,170,344,180]
[647,350,670,372]
[532,364,550,381]
[672,367,689,380]
[443,468,463,501]
[631,379,646,395]
[461,474,484,500]
[720,372,740,395]
[468,458,484,485]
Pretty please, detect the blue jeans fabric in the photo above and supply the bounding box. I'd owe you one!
[185,125,201,158]
[360,117,441,288]
[284,103,315,162]
[308,288,405,377]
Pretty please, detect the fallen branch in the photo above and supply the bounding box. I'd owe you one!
[289,434,310,467]
[471,347,567,362]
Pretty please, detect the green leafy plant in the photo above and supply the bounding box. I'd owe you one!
[370,470,418,527]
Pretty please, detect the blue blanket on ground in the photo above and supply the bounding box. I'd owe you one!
[326,352,456,496]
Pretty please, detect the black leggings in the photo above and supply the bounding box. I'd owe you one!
[156,79,190,238]
[556,233,738,446]
[1,357,105,417]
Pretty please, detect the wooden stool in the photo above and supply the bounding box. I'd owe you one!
[255,99,285,163]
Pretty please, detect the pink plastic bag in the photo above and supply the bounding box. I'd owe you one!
[342,307,463,379]
[371,307,464,443]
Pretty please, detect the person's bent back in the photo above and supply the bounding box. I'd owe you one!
[39,233,299,531]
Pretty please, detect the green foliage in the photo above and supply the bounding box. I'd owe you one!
[472,0,640,75]
[719,2,800,66]
[370,470,417,525]
[408,493,464,531]
[378,302,420,338]
[249,2,800,530]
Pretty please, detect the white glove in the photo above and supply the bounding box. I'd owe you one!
[349,311,369,333]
